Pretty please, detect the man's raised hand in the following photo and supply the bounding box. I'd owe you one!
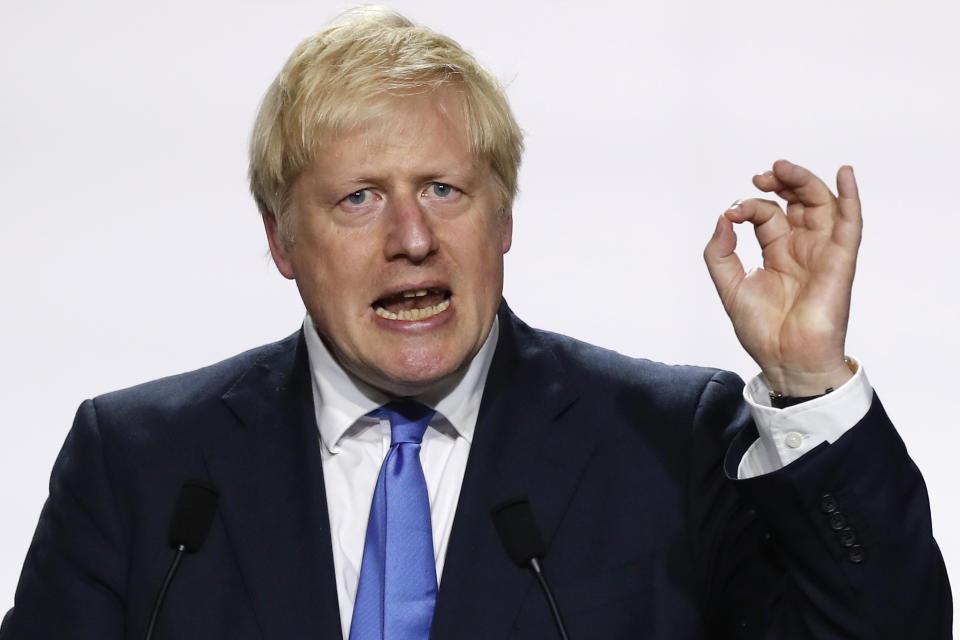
[703,159,862,396]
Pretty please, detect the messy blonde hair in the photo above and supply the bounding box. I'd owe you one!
[248,6,524,243]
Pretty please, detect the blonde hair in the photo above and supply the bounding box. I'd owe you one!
[248,6,524,243]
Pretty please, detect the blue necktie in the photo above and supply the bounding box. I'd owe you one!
[349,400,437,640]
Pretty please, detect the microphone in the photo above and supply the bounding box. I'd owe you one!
[144,481,220,640]
[491,498,571,640]
[167,481,219,552]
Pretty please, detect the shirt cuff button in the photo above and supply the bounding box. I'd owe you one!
[785,431,804,449]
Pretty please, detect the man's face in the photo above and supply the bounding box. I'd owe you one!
[265,92,512,396]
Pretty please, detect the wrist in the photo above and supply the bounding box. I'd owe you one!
[761,358,857,397]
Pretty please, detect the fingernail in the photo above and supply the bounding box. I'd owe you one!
[728,199,742,210]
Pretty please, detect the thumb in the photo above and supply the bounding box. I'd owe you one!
[703,214,745,309]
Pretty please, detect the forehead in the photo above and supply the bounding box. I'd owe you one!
[368,90,465,135]
[312,91,482,179]
[350,91,466,152]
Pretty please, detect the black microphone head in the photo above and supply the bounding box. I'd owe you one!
[491,498,546,567]
[168,481,219,553]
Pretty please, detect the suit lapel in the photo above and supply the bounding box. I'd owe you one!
[195,308,596,639]
[431,304,599,638]
[202,332,343,640]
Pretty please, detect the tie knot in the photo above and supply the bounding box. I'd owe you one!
[372,400,435,445]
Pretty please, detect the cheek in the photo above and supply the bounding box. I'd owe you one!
[483,223,510,269]
[458,231,507,300]
[292,227,364,283]
[288,249,345,316]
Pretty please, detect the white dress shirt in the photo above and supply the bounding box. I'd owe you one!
[738,358,873,477]
[303,315,499,639]
[301,313,874,639]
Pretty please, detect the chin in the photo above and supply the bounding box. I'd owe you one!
[370,348,470,396]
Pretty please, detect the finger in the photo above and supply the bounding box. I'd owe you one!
[833,164,863,249]
[835,165,862,221]
[752,170,801,204]
[725,198,791,249]
[770,159,837,207]
[703,214,745,308]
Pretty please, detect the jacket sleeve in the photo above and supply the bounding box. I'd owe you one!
[694,370,952,638]
[1,399,127,639]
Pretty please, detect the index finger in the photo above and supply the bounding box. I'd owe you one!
[768,159,837,208]
[725,197,790,249]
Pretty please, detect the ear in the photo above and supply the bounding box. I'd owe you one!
[262,215,296,280]
[500,208,513,254]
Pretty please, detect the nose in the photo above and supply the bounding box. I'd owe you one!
[383,193,437,263]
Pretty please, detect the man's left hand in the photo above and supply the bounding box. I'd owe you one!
[703,159,862,396]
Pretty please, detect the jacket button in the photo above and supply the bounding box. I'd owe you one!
[829,511,847,530]
[820,493,838,513]
[839,527,857,547]
[848,545,865,564]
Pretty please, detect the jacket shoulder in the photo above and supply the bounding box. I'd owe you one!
[528,323,744,404]
[509,317,751,449]
[86,332,301,433]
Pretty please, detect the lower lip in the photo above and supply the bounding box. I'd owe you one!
[370,299,455,332]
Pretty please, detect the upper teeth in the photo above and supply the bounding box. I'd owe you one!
[402,289,429,298]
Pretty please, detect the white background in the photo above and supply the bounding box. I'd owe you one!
[2,0,957,629]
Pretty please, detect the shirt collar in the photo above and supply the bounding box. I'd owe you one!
[302,313,499,454]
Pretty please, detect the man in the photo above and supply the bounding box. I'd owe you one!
[1,7,950,639]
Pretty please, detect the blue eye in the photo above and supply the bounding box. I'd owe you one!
[346,190,367,205]
[431,183,452,197]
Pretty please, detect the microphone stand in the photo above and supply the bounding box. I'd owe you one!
[529,557,570,640]
[144,544,186,640]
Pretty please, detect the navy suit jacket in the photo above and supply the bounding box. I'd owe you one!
[1,304,952,638]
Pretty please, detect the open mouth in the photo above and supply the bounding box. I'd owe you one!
[373,287,451,321]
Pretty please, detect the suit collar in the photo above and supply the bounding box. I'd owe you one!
[204,331,343,639]
[199,303,596,639]
[431,301,598,636]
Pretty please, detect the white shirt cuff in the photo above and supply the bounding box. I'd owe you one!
[737,358,873,479]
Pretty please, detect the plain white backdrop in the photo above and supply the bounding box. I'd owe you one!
[2,0,958,629]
